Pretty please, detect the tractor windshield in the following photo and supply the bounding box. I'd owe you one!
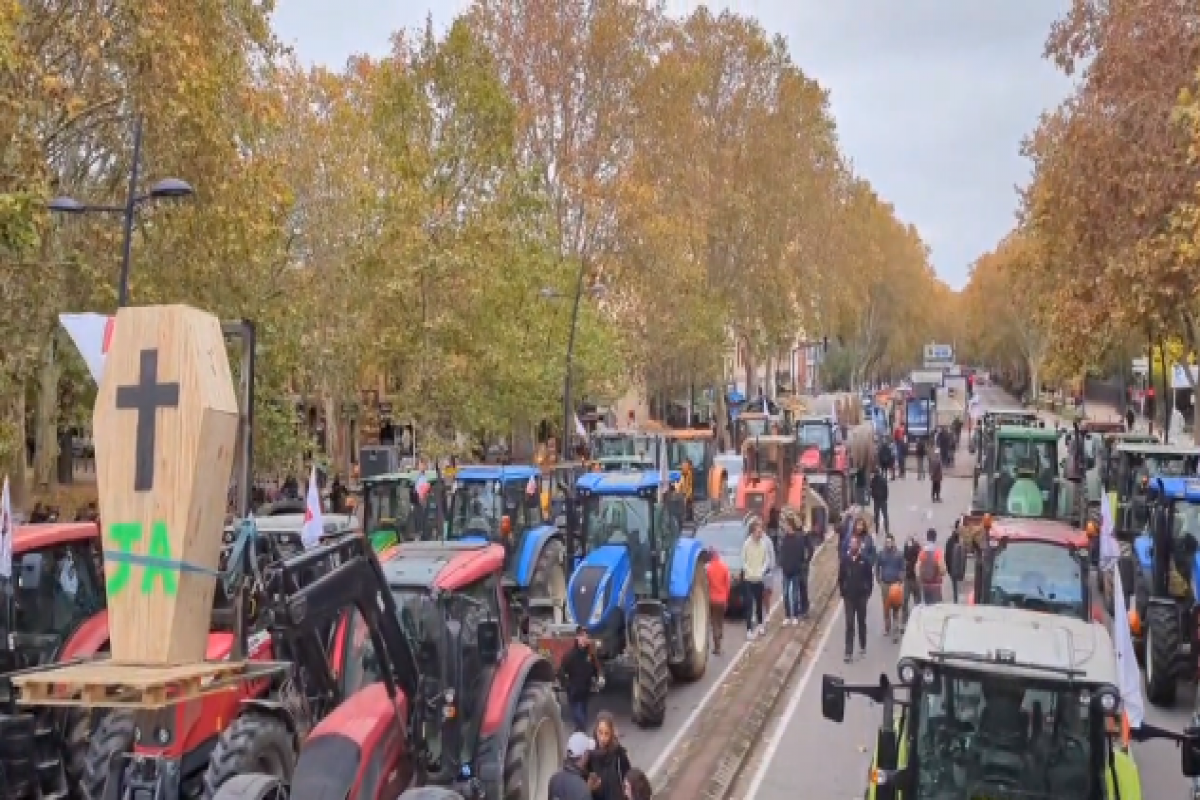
[667,439,707,472]
[593,435,656,462]
[364,479,416,542]
[988,542,1085,619]
[12,543,104,649]
[992,438,1066,520]
[796,423,832,453]
[913,668,1094,799]
[581,495,680,596]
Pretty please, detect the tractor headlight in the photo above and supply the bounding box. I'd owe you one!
[1096,686,1120,714]
[590,576,611,625]
[897,659,918,685]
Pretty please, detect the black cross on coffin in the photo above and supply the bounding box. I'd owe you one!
[116,349,180,492]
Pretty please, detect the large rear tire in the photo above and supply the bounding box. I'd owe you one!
[531,537,568,624]
[630,614,669,728]
[1144,604,1179,707]
[202,712,296,799]
[207,774,288,800]
[669,564,709,682]
[826,475,845,522]
[502,681,564,800]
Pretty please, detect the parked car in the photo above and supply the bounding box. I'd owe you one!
[693,510,753,614]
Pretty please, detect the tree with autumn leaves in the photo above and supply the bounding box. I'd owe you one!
[2,0,953,506]
[964,0,1200,437]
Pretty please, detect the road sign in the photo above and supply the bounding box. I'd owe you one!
[1132,357,1149,375]
[924,343,953,362]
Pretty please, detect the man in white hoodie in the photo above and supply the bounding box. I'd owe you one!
[742,519,772,639]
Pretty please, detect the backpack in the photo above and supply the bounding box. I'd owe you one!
[947,540,966,580]
[918,550,942,585]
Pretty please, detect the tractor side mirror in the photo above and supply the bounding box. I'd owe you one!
[821,675,846,722]
[478,620,502,664]
[1182,731,1200,777]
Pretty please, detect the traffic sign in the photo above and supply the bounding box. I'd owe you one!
[1131,357,1149,375]
[924,343,953,362]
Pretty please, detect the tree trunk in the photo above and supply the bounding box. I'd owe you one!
[3,391,29,512]
[33,335,60,490]
[1027,357,1041,410]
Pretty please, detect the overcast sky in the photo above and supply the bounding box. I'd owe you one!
[272,0,1075,290]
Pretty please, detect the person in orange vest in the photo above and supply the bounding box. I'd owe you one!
[705,547,731,655]
[917,528,946,604]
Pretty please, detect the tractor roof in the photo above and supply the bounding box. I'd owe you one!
[995,425,1058,441]
[662,428,714,440]
[14,522,98,554]
[988,518,1088,548]
[1149,476,1200,503]
[363,469,440,486]
[381,541,506,591]
[1100,432,1158,444]
[900,604,1117,686]
[454,464,541,482]
[796,416,833,425]
[577,470,666,496]
[986,408,1039,419]
[1114,442,1200,457]
[745,435,794,445]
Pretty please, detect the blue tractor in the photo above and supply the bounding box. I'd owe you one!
[1131,476,1200,706]
[554,471,709,727]
[444,465,568,628]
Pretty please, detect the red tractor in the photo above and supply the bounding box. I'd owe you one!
[735,436,805,520]
[212,540,564,800]
[793,415,850,521]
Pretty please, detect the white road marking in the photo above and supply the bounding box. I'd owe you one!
[647,537,832,782]
[743,583,843,796]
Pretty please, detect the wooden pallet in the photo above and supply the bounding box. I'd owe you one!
[9,659,289,709]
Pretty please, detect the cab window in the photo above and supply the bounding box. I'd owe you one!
[14,543,103,641]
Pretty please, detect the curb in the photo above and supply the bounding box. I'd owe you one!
[652,543,840,799]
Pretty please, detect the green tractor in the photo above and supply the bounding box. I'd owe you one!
[820,603,1200,799]
[971,408,1041,491]
[360,469,444,548]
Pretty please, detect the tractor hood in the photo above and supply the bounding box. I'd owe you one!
[798,447,823,469]
[569,544,630,632]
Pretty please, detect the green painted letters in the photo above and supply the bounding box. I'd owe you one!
[106,521,178,596]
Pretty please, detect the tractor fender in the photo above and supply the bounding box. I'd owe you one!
[236,698,302,742]
[515,524,561,587]
[60,610,110,660]
[668,537,705,600]
[476,644,555,788]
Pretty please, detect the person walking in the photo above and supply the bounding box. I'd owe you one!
[549,732,596,800]
[896,437,908,479]
[558,626,600,732]
[901,534,922,630]
[779,514,812,624]
[870,468,891,535]
[875,534,905,639]
[918,528,946,604]
[705,547,730,655]
[1126,406,1136,432]
[838,530,873,662]
[762,523,777,615]
[915,438,927,480]
[877,439,895,483]
[944,522,967,602]
[588,712,632,800]
[742,520,771,639]
[929,449,944,502]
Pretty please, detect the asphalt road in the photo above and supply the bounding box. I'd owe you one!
[738,384,1197,799]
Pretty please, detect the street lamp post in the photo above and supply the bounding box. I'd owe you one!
[48,116,194,307]
[540,277,606,461]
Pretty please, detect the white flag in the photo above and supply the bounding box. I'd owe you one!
[301,465,324,549]
[1112,567,1144,729]
[1098,491,1120,568]
[0,476,11,579]
[574,413,587,438]
[59,313,114,384]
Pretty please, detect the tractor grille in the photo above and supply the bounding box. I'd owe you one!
[571,566,607,623]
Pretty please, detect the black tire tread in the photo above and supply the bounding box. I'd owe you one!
[80,711,135,800]
[669,566,709,682]
[201,712,296,799]
[631,615,669,728]
[1145,604,1179,707]
[502,680,564,800]
[207,774,287,800]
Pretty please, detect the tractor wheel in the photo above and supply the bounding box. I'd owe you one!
[63,708,99,790]
[1133,572,1150,664]
[502,680,564,800]
[206,774,288,800]
[80,711,135,800]
[669,564,709,682]
[531,537,568,624]
[1144,604,1179,707]
[630,614,669,728]
[202,712,296,799]
[826,475,846,522]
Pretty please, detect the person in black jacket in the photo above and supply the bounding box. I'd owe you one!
[778,514,812,623]
[559,627,599,732]
[588,712,632,800]
[943,522,967,602]
[549,732,598,800]
[915,438,927,480]
[838,533,874,662]
[870,468,890,536]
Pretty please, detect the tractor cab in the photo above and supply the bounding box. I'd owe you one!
[793,415,850,521]
[1106,443,1200,537]
[971,425,1080,522]
[971,519,1094,622]
[591,430,659,467]
[1131,476,1200,706]
[663,429,717,518]
[972,409,1041,482]
[820,605,1200,800]
[735,435,802,519]
[444,465,567,624]
[539,461,588,530]
[361,469,443,547]
[2,523,105,675]
[733,412,787,451]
